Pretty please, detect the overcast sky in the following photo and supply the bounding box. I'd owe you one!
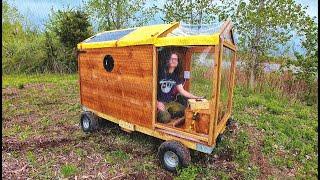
[7,0,318,31]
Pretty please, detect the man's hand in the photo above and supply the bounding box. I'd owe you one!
[195,96,205,99]
[157,101,165,111]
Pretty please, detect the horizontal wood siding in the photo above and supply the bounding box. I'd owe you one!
[79,45,154,128]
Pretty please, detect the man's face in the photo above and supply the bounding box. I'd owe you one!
[168,54,178,68]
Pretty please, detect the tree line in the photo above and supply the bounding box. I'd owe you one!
[2,0,318,102]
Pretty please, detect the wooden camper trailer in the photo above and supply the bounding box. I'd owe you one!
[77,20,237,171]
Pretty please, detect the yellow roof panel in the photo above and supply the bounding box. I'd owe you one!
[77,40,116,49]
[154,33,220,47]
[78,23,178,50]
[116,23,178,47]
[77,22,231,50]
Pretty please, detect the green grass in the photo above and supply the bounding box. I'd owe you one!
[176,165,200,180]
[60,164,78,177]
[26,151,37,166]
[105,150,130,164]
[19,125,32,141]
[232,86,318,178]
[2,73,318,179]
[2,73,77,88]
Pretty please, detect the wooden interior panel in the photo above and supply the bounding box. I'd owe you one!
[79,45,154,128]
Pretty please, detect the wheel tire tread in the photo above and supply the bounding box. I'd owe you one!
[80,111,99,132]
[158,140,191,172]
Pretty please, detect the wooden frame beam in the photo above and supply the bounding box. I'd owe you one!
[219,20,231,34]
[223,41,237,51]
[157,22,180,37]
[152,46,158,129]
[155,123,209,143]
[220,19,236,46]
[215,43,237,136]
[208,37,224,146]
[77,52,83,105]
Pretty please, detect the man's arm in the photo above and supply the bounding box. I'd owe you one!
[157,101,165,111]
[176,84,202,99]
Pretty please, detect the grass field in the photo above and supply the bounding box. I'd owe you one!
[2,73,318,179]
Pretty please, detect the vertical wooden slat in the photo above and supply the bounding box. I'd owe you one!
[208,43,222,146]
[214,37,225,143]
[77,52,83,105]
[152,46,158,129]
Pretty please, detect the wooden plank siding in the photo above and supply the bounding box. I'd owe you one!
[78,45,154,128]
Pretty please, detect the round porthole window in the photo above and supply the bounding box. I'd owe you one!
[103,55,114,72]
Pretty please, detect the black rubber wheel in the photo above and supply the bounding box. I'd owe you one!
[80,111,99,133]
[226,117,238,133]
[158,140,191,172]
[216,134,224,144]
[226,117,234,126]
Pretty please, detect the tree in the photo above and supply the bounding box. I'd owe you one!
[285,16,318,104]
[2,1,46,74]
[159,0,219,24]
[218,0,313,89]
[2,1,23,38]
[85,0,157,31]
[45,8,93,73]
[46,8,93,49]
[2,1,24,62]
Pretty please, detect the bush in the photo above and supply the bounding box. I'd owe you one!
[2,2,92,74]
[3,31,47,74]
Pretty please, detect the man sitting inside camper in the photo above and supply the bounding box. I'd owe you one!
[157,51,202,123]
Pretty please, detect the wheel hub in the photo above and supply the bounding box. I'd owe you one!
[83,116,90,129]
[164,151,179,168]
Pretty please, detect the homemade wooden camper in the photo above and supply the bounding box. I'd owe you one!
[77,20,237,171]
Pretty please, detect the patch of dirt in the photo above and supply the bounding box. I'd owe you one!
[121,172,173,180]
[246,126,272,177]
[191,148,238,179]
[249,144,271,177]
[218,148,234,162]
[121,172,147,180]
[2,136,84,152]
[2,154,29,179]
[2,88,20,100]
[2,83,56,99]
[245,125,288,179]
[49,124,79,134]
[23,83,56,90]
[3,113,40,129]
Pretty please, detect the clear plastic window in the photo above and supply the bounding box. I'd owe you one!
[189,49,215,99]
[167,22,222,36]
[218,46,234,120]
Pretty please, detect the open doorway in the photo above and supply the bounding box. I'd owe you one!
[156,46,188,128]
[155,46,216,137]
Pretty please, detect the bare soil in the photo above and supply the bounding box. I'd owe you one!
[2,82,308,179]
